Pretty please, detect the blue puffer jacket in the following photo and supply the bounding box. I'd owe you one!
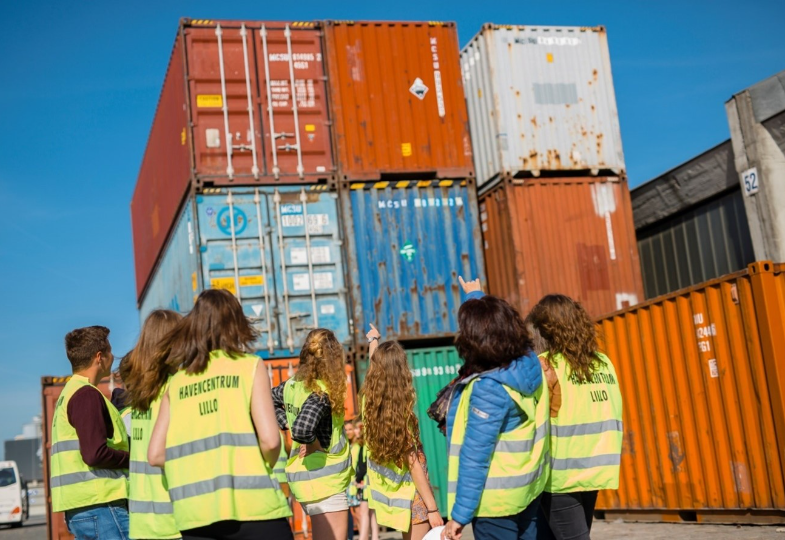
[447,291,543,525]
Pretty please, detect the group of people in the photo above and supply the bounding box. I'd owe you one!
[49,274,622,540]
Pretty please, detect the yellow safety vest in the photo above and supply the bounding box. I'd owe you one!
[274,432,288,485]
[447,374,549,519]
[367,457,416,531]
[128,383,179,539]
[51,375,129,512]
[546,352,623,493]
[165,351,291,530]
[283,379,353,503]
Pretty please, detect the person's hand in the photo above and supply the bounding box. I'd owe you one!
[356,481,365,489]
[299,440,323,458]
[428,511,444,529]
[442,520,463,540]
[366,323,381,343]
[458,276,482,294]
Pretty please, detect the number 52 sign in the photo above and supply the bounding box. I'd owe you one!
[741,167,760,196]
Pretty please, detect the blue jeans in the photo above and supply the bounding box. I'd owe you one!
[472,494,543,540]
[65,502,129,540]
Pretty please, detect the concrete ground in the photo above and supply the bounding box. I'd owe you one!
[377,520,785,539]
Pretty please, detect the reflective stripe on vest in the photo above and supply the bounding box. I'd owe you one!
[283,378,353,503]
[366,459,416,532]
[50,376,129,513]
[165,352,291,531]
[274,432,288,485]
[545,351,623,493]
[128,383,180,540]
[447,374,550,520]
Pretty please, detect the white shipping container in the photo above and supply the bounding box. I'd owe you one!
[461,24,625,188]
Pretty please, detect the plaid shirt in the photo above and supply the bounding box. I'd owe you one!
[272,382,333,449]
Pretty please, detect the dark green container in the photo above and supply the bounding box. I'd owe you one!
[355,346,462,515]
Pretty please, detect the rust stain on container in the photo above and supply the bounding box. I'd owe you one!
[596,263,785,522]
[480,177,643,319]
[324,21,474,180]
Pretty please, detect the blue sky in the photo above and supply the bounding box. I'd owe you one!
[0,0,783,453]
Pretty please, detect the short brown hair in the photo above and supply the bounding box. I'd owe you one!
[455,295,532,375]
[65,326,111,372]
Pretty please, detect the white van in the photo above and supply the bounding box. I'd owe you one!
[0,461,28,528]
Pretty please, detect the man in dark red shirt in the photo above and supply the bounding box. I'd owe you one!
[52,326,130,539]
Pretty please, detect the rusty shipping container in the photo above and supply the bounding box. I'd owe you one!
[324,21,474,181]
[595,262,785,523]
[42,362,360,540]
[342,179,486,343]
[461,25,625,188]
[480,177,643,319]
[132,18,333,301]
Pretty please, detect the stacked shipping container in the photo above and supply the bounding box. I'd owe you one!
[595,262,785,523]
[131,21,487,528]
[461,24,643,319]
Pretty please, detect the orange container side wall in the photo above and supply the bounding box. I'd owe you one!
[324,21,474,180]
[131,33,191,302]
[596,265,785,514]
[481,178,643,319]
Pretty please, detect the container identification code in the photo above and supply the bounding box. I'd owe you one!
[293,272,333,291]
[377,197,463,209]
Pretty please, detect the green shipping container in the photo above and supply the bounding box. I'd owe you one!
[355,346,463,515]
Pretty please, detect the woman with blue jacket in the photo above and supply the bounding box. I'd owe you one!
[442,277,549,540]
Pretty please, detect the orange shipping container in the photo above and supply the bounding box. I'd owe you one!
[42,360,359,540]
[480,177,643,319]
[324,21,474,181]
[596,262,785,523]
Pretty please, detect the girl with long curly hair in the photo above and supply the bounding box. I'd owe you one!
[361,325,443,540]
[272,328,353,540]
[526,294,623,540]
[123,309,182,540]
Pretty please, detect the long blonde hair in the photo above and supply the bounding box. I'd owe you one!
[124,310,183,411]
[296,329,346,416]
[361,341,420,467]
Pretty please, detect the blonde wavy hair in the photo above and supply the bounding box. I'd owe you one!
[361,341,420,467]
[296,329,346,416]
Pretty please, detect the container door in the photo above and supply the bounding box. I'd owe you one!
[255,23,333,181]
[185,24,263,181]
[197,189,281,354]
[343,180,485,342]
[268,187,352,353]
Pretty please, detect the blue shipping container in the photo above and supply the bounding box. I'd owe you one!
[140,186,352,357]
[342,180,486,342]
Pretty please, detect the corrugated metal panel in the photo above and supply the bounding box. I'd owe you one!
[595,263,785,522]
[461,24,624,188]
[637,189,756,299]
[324,21,474,180]
[131,33,191,302]
[132,19,334,302]
[480,177,643,319]
[631,141,737,230]
[139,186,352,357]
[342,180,485,342]
[42,378,113,540]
